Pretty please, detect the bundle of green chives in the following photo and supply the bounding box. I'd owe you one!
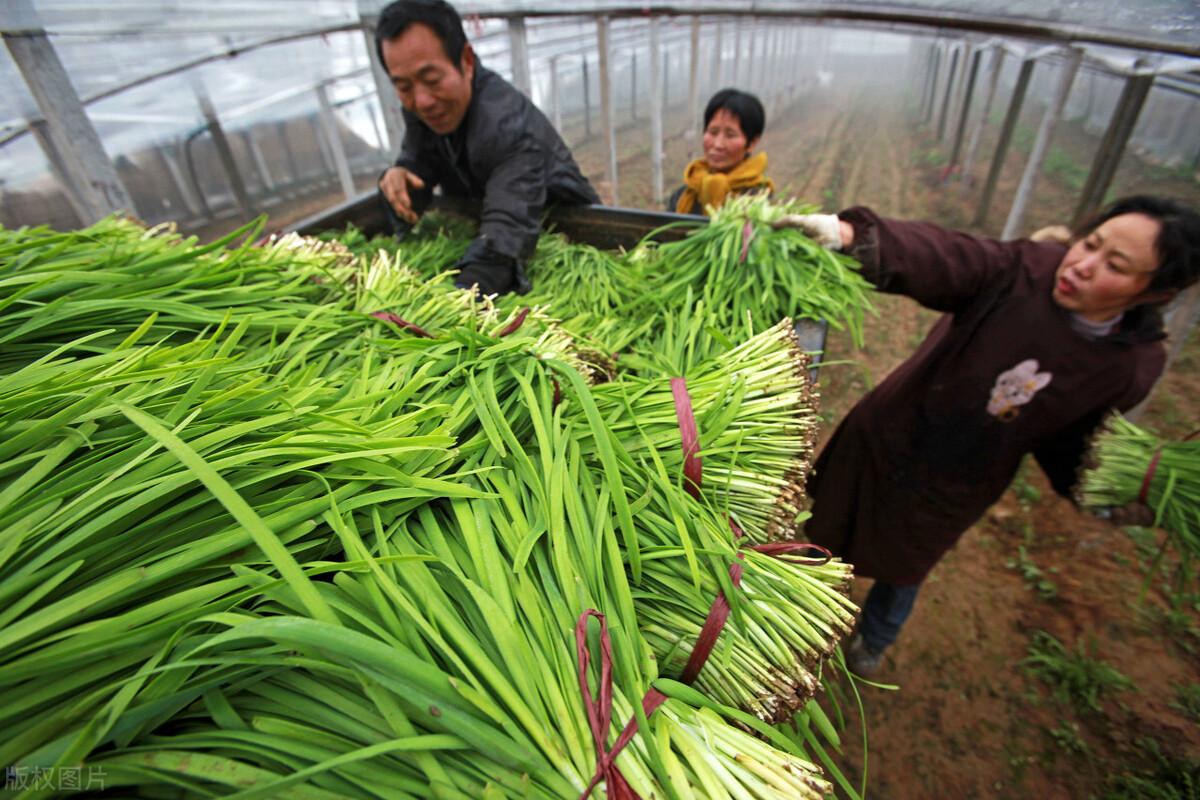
[0,328,486,769]
[636,533,856,723]
[1079,414,1200,564]
[635,193,874,356]
[315,211,474,277]
[581,319,820,542]
[0,215,865,798]
[431,370,839,798]
[521,233,639,317]
[0,218,356,370]
[55,359,834,799]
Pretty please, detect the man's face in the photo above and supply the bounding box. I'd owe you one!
[382,23,474,135]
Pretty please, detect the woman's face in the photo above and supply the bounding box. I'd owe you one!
[1052,212,1164,321]
[702,109,756,172]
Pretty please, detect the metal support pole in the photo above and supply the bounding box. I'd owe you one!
[365,98,386,154]
[507,17,531,97]
[917,42,934,115]
[1002,47,1082,240]
[630,50,638,122]
[27,120,89,224]
[747,18,760,91]
[582,55,592,138]
[549,55,562,131]
[3,0,135,222]
[687,16,701,131]
[360,20,405,153]
[948,46,982,167]
[316,83,356,201]
[962,46,1004,182]
[243,129,275,193]
[276,121,300,185]
[733,17,746,87]
[764,24,778,109]
[649,16,665,203]
[935,44,961,140]
[943,42,973,147]
[597,18,618,203]
[313,115,336,176]
[711,20,723,88]
[974,57,1035,227]
[195,85,254,217]
[923,43,942,122]
[663,49,671,110]
[1071,65,1155,226]
[157,142,203,218]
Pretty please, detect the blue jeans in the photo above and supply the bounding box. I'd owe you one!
[858,581,921,653]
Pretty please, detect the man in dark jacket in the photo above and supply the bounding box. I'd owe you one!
[374,0,600,296]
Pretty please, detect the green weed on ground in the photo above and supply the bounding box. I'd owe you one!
[1098,737,1200,800]
[1171,684,1200,723]
[1006,545,1059,600]
[1021,631,1134,714]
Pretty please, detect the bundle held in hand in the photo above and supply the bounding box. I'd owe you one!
[1079,414,1199,565]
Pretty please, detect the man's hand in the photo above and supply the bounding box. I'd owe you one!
[379,166,426,225]
[771,213,850,250]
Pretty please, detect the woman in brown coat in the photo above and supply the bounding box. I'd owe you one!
[775,196,1200,674]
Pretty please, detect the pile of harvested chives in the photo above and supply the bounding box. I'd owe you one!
[0,215,861,799]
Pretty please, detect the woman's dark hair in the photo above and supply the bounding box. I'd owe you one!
[702,88,765,143]
[1075,195,1200,293]
[374,0,469,71]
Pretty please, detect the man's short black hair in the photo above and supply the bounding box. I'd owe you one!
[374,0,469,71]
[1075,195,1200,294]
[702,88,766,143]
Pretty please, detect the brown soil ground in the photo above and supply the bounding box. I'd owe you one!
[572,88,1200,799]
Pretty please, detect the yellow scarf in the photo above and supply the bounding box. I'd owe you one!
[675,152,774,215]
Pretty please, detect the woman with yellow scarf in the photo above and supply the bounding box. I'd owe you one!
[668,89,774,216]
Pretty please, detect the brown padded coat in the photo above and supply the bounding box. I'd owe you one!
[804,207,1167,586]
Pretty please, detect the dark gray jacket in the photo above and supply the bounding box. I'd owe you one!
[385,66,599,295]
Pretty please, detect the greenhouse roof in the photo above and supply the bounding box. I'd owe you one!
[3,1,1197,49]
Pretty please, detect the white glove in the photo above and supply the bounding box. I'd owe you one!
[771,213,844,250]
